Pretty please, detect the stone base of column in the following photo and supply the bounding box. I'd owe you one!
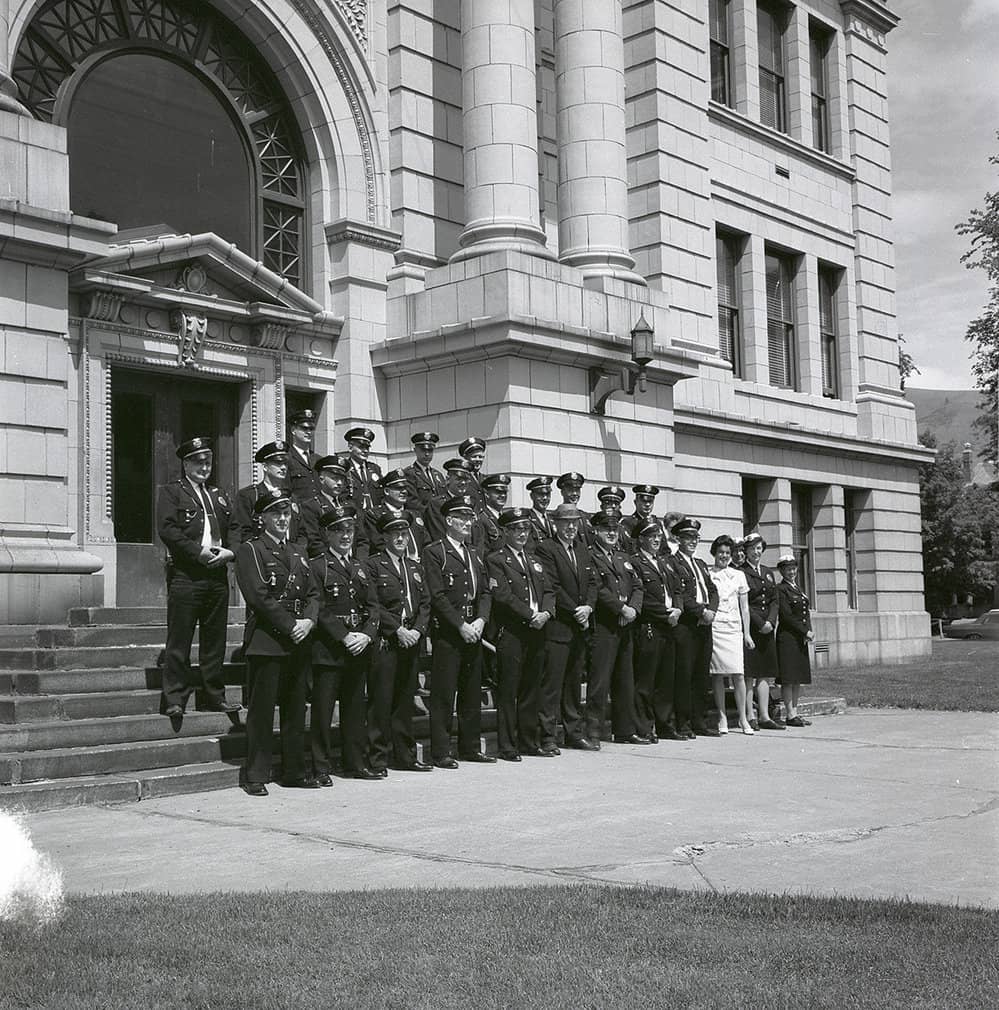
[558,247,649,288]
[450,220,555,264]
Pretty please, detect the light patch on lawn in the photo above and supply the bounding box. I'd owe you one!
[0,811,64,927]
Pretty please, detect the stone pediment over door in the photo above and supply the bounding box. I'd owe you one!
[70,232,343,362]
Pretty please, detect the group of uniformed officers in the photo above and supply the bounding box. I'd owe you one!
[157,409,797,797]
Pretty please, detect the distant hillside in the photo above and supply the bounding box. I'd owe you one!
[905,388,987,452]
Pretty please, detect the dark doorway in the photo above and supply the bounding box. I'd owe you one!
[111,368,240,605]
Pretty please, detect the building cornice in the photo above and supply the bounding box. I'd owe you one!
[840,1,900,48]
[325,218,402,252]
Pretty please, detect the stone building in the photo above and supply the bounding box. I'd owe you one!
[0,0,929,665]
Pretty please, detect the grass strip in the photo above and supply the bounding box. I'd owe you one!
[2,886,996,1009]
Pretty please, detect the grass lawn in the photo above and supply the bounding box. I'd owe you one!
[2,886,997,1009]
[817,639,999,712]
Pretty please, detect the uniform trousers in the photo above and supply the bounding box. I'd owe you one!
[674,623,712,731]
[162,568,229,711]
[244,649,308,784]
[586,623,634,742]
[542,628,590,747]
[311,653,370,775]
[634,623,676,738]
[494,626,544,757]
[367,639,421,769]
[428,630,483,761]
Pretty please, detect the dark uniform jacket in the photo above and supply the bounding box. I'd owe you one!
[309,550,380,667]
[589,544,644,630]
[535,537,597,643]
[404,461,446,513]
[526,508,554,554]
[364,506,429,559]
[347,458,383,511]
[286,446,320,502]
[633,550,684,627]
[777,580,812,638]
[471,506,503,555]
[236,535,319,655]
[299,491,370,561]
[423,537,492,634]
[743,563,779,632]
[619,512,658,556]
[368,552,430,641]
[486,545,556,636]
[233,481,306,546]
[668,552,721,626]
[157,479,234,576]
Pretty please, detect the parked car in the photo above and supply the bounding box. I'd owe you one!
[945,610,999,640]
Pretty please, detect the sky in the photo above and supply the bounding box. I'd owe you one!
[890,0,999,390]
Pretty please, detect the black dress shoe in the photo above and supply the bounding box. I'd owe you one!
[243,782,268,796]
[613,734,652,745]
[349,767,383,780]
[373,767,389,778]
[434,756,459,769]
[648,732,659,744]
[541,746,561,756]
[392,761,433,772]
[459,752,496,763]
[164,705,184,718]
[281,776,321,789]
[523,747,557,757]
[498,753,522,762]
[200,700,241,714]
[691,724,721,738]
[569,737,600,751]
[757,719,786,731]
[316,773,334,787]
[658,729,684,741]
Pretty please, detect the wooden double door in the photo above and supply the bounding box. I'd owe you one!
[111,367,240,605]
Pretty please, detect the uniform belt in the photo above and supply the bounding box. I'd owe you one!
[340,610,368,629]
[461,604,476,620]
[279,599,304,618]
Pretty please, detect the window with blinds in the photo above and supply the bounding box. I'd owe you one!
[810,24,831,152]
[710,0,733,106]
[716,231,743,374]
[765,250,796,389]
[818,264,840,398]
[790,484,814,597]
[757,1,788,133]
[742,477,761,536]
[844,491,861,610]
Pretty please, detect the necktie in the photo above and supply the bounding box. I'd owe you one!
[395,557,413,619]
[655,557,673,608]
[518,551,537,610]
[562,541,576,575]
[197,484,221,547]
[462,545,477,599]
[687,555,708,603]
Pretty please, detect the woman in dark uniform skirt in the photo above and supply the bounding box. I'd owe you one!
[741,532,784,730]
[775,555,813,727]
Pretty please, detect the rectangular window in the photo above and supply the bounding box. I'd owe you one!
[790,484,814,598]
[757,1,788,133]
[716,230,743,374]
[818,264,840,398]
[765,249,796,389]
[809,24,832,153]
[844,491,860,610]
[742,477,760,536]
[710,0,733,107]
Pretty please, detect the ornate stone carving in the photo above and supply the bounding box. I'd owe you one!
[173,309,209,366]
[333,0,367,48]
[251,322,291,350]
[83,291,124,322]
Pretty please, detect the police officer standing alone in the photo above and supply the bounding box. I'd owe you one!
[236,490,318,795]
[285,409,320,502]
[157,437,240,720]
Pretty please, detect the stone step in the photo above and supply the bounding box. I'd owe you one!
[0,640,243,671]
[3,663,246,696]
[0,761,245,813]
[35,625,244,649]
[0,710,243,754]
[68,606,246,627]
[0,686,245,724]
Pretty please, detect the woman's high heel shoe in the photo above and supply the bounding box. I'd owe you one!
[740,721,754,735]
[718,715,729,735]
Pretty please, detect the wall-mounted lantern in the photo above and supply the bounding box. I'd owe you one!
[589,312,655,415]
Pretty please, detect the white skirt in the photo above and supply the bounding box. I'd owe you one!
[710,614,745,678]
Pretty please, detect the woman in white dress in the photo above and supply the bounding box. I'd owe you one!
[708,535,755,734]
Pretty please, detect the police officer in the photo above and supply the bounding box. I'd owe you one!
[526,476,555,551]
[366,468,428,559]
[472,473,510,553]
[631,520,684,741]
[423,458,476,542]
[487,508,556,761]
[458,436,487,510]
[742,531,785,731]
[404,431,446,513]
[620,485,661,556]
[286,409,320,502]
[587,486,627,547]
[775,554,813,728]
[344,426,382,511]
[309,505,382,782]
[299,454,370,561]
[587,511,647,745]
[367,514,433,773]
[157,437,240,719]
[233,441,306,547]
[668,517,722,737]
[535,504,597,751]
[424,495,496,768]
[556,472,586,514]
[236,489,319,795]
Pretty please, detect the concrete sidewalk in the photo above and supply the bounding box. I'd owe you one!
[19,709,999,908]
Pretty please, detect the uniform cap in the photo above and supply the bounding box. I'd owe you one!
[379,468,409,487]
[254,441,288,464]
[637,519,664,538]
[314,455,346,474]
[177,436,214,460]
[443,457,473,473]
[557,471,585,489]
[319,504,358,528]
[526,476,554,491]
[597,485,626,503]
[458,436,486,457]
[743,531,767,551]
[590,511,621,529]
[345,426,375,445]
[441,495,476,517]
[288,409,317,429]
[551,504,582,522]
[377,513,411,533]
[253,488,292,516]
[499,507,532,528]
[480,473,511,489]
[632,484,660,497]
[411,431,439,447]
[672,517,702,537]
[776,554,797,567]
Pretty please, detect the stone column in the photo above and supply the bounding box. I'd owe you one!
[452,0,551,260]
[554,0,643,284]
[0,0,28,114]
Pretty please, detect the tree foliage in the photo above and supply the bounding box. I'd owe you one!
[897,334,919,391]
[956,141,999,460]
[918,434,998,615]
